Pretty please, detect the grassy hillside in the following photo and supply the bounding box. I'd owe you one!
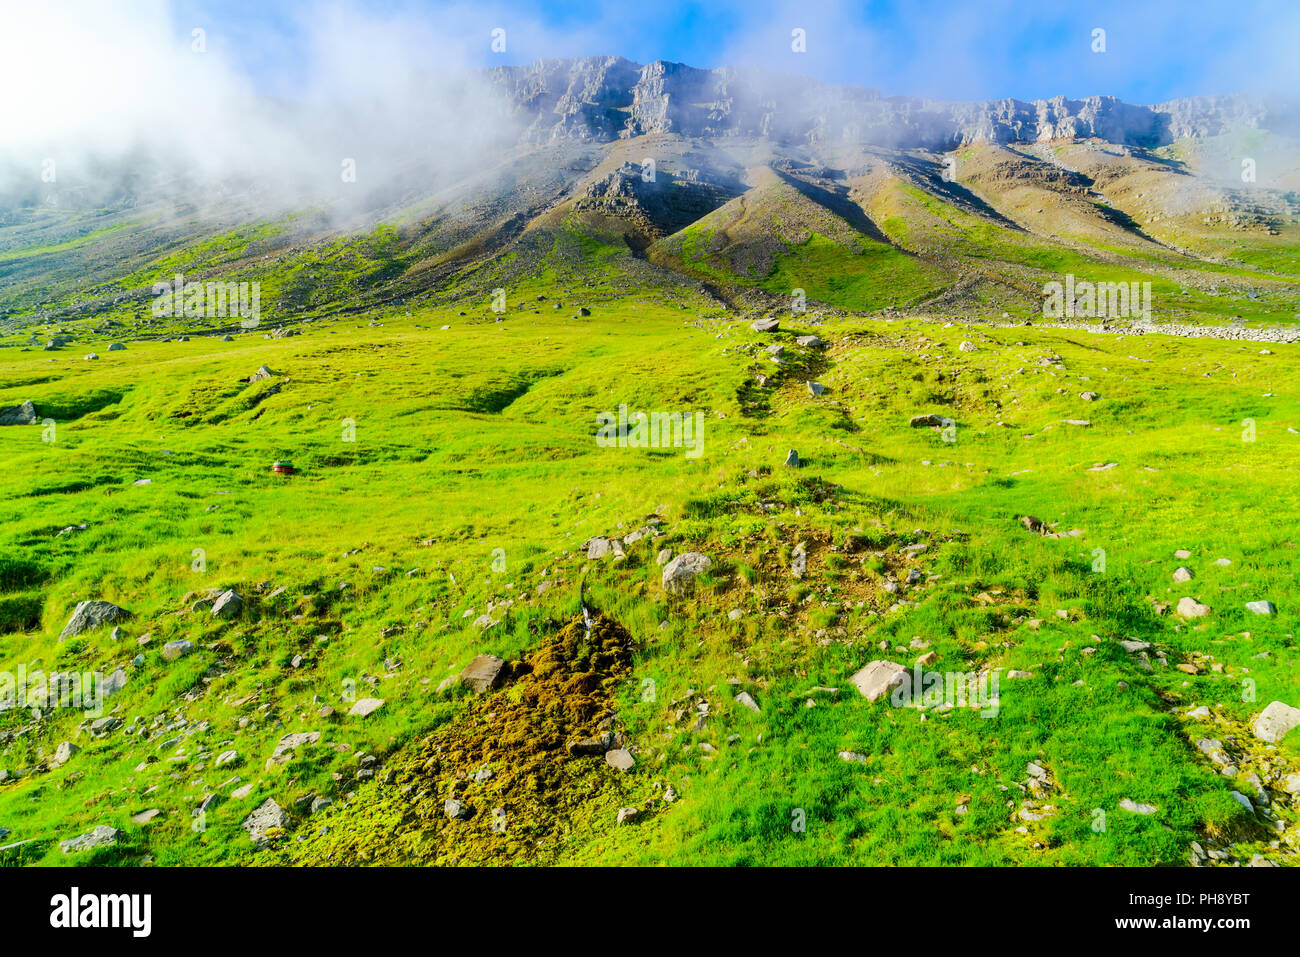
[1,274,1298,866]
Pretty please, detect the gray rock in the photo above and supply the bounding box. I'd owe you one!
[1245,600,1276,616]
[58,600,131,641]
[735,691,761,713]
[461,654,507,694]
[102,668,128,697]
[52,741,79,766]
[249,365,276,382]
[268,731,320,766]
[656,548,673,566]
[1172,567,1194,583]
[751,318,780,333]
[0,400,37,426]
[849,660,909,702]
[211,589,244,619]
[795,335,824,349]
[215,750,239,767]
[1252,701,1300,743]
[586,537,613,559]
[909,413,945,427]
[88,717,119,737]
[444,799,464,819]
[242,798,289,845]
[616,806,639,824]
[661,552,713,594]
[348,697,385,718]
[59,825,120,854]
[107,342,126,351]
[161,640,195,661]
[783,449,801,468]
[806,381,825,396]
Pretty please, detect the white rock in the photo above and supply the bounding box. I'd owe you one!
[1252,701,1300,743]
[849,660,909,702]
[1176,597,1211,618]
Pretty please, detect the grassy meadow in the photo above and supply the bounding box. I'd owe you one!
[1,267,1297,866]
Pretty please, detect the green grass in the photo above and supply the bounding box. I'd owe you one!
[0,274,1297,867]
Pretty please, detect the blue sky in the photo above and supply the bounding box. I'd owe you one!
[167,0,1299,103]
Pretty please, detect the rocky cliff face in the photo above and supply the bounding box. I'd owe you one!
[488,56,1297,150]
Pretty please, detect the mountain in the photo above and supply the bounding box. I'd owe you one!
[2,58,1298,335]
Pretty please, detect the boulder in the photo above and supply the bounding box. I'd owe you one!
[58,600,130,641]
[0,400,37,426]
[269,731,320,766]
[242,798,289,846]
[1253,701,1300,743]
[211,589,244,619]
[1245,600,1276,616]
[59,825,120,854]
[795,335,824,349]
[910,413,945,427]
[461,654,507,694]
[1176,597,1211,618]
[661,552,713,595]
[348,697,385,718]
[783,449,800,468]
[161,640,195,661]
[51,741,79,766]
[249,365,276,382]
[107,342,126,351]
[849,660,910,702]
[751,318,780,333]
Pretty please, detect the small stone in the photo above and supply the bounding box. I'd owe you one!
[605,748,635,771]
[59,825,120,854]
[735,691,761,713]
[211,590,244,619]
[242,798,289,846]
[461,654,507,694]
[1119,798,1158,815]
[348,697,385,718]
[1176,597,1211,618]
[162,640,195,661]
[662,552,713,595]
[849,660,909,702]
